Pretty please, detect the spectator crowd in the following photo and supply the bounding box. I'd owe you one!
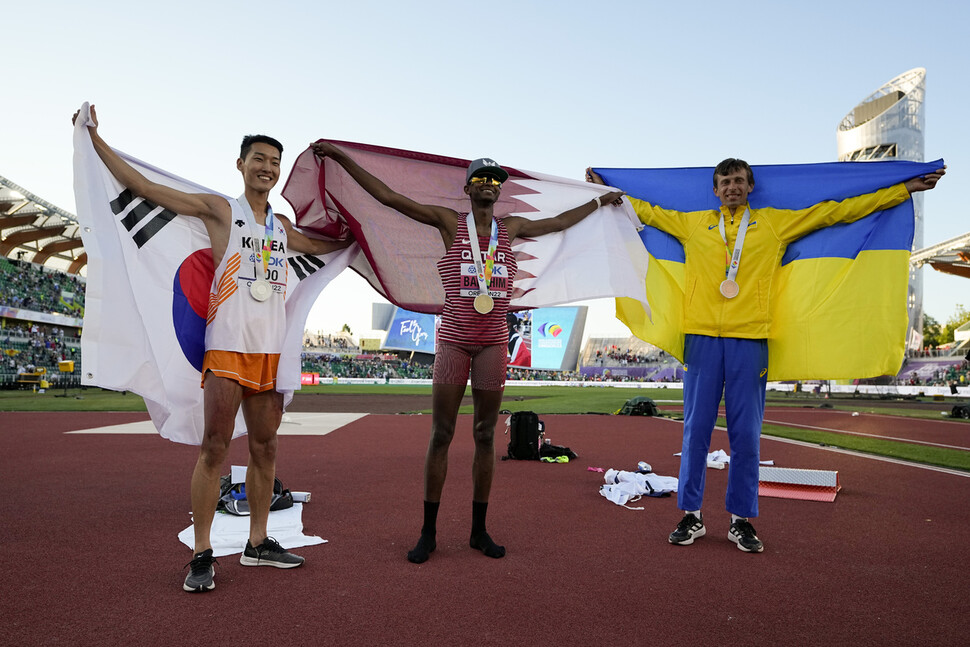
[0,258,85,317]
[591,345,666,366]
[303,332,355,350]
[302,353,433,380]
[301,354,586,383]
[904,363,970,387]
[1,322,81,385]
[5,258,969,390]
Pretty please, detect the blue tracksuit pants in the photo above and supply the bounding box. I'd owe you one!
[678,334,767,518]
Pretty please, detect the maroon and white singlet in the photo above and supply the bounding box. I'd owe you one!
[436,215,517,345]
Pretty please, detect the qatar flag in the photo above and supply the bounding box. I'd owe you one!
[281,140,650,315]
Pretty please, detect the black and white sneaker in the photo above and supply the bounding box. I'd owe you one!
[183,549,217,592]
[728,518,764,553]
[668,513,706,545]
[240,537,305,568]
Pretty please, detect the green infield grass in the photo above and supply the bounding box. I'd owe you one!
[758,422,970,471]
[0,387,148,412]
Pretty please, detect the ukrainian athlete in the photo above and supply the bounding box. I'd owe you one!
[589,159,944,553]
[74,106,354,592]
[314,141,622,563]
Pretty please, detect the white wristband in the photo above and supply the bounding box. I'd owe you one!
[592,195,602,209]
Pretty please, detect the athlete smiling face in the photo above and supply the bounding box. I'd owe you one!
[713,167,754,213]
[464,174,503,208]
[237,141,282,194]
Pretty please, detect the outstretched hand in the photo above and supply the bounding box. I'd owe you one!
[600,189,626,207]
[311,140,340,158]
[587,170,624,206]
[585,167,606,185]
[72,104,98,129]
[905,167,946,193]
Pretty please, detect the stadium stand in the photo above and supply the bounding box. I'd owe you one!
[896,356,969,387]
[302,352,433,381]
[0,260,84,389]
[1,322,82,390]
[0,257,85,316]
[579,336,685,382]
[11,257,965,390]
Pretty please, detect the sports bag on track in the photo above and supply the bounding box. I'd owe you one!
[505,411,544,460]
[216,474,294,516]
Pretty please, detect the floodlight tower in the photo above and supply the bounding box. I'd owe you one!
[837,67,926,350]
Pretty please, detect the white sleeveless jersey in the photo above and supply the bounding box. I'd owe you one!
[204,199,289,354]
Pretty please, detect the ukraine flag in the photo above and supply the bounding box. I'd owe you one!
[595,159,944,380]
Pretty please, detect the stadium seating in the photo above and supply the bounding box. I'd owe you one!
[1,260,83,388]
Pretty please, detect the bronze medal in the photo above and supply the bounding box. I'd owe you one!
[719,279,739,299]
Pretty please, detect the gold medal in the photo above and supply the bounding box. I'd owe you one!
[719,279,739,299]
[474,293,494,314]
[250,279,272,302]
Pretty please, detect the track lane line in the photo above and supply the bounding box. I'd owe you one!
[651,415,970,477]
[762,417,970,451]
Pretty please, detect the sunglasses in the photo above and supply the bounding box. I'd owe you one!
[469,176,502,186]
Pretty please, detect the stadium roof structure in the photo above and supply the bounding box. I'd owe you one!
[911,232,970,279]
[837,67,925,162]
[0,173,86,275]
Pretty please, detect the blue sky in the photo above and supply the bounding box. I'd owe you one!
[4,1,968,340]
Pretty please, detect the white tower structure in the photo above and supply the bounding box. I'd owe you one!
[837,67,926,350]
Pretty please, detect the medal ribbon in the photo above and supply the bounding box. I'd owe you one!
[716,207,750,283]
[260,209,275,275]
[238,195,276,283]
[465,213,498,297]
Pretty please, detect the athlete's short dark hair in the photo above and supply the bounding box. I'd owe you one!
[240,135,283,160]
[713,158,754,188]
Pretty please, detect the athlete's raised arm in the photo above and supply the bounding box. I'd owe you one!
[73,105,230,225]
[504,189,624,242]
[311,141,457,242]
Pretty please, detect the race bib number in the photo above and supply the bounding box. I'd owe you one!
[459,263,509,299]
[240,251,287,294]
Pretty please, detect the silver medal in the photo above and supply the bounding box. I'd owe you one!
[250,279,272,302]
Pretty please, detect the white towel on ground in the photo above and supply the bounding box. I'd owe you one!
[177,503,326,557]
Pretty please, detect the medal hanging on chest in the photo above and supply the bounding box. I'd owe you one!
[719,279,739,299]
[466,213,498,314]
[240,195,276,302]
[474,293,494,315]
[250,278,272,301]
[717,208,750,300]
